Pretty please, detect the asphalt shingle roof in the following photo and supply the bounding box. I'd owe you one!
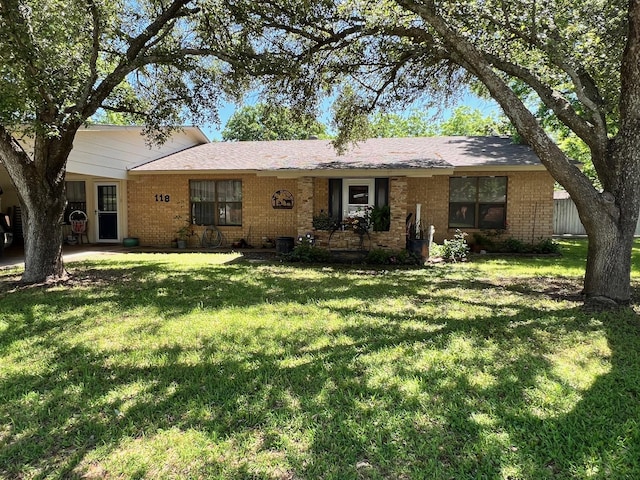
[130,136,542,173]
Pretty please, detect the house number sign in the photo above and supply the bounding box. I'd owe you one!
[155,194,171,202]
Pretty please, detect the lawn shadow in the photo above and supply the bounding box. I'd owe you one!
[1,256,639,478]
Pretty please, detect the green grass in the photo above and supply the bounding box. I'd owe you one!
[1,240,639,479]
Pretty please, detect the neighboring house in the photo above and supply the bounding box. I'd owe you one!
[554,190,640,236]
[0,125,209,243]
[127,136,554,250]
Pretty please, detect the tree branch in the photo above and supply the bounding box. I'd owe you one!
[394,0,600,207]
[81,0,194,118]
[477,8,607,133]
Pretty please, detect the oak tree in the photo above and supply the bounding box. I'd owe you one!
[227,0,639,306]
[0,0,247,282]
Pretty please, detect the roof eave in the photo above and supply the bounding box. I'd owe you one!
[127,167,457,177]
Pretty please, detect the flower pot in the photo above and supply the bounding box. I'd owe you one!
[123,237,139,247]
[177,239,187,249]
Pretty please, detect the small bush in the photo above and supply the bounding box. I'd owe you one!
[500,237,528,253]
[287,244,332,263]
[441,230,469,262]
[365,248,422,265]
[532,238,562,254]
[471,232,495,250]
[371,205,391,231]
[365,249,392,264]
[312,212,338,231]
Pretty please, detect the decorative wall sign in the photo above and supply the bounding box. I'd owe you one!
[271,190,294,209]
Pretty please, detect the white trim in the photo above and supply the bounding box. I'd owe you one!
[342,178,375,218]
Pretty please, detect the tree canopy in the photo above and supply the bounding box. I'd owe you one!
[0,0,250,282]
[224,0,640,306]
[222,103,327,141]
[368,106,507,138]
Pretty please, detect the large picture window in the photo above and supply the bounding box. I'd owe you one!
[190,180,242,226]
[449,176,507,229]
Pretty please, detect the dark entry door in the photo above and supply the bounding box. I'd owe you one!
[96,184,119,241]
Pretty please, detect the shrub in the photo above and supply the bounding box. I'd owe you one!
[471,232,495,250]
[500,237,529,253]
[287,244,332,263]
[365,249,392,264]
[312,212,337,231]
[441,230,469,262]
[371,205,391,231]
[365,248,422,265]
[532,238,562,254]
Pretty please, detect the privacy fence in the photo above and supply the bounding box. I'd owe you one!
[554,195,640,235]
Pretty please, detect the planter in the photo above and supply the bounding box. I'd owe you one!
[275,236,295,255]
[177,239,187,249]
[407,238,430,263]
[123,237,139,247]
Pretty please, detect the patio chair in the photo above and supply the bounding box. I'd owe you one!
[69,210,89,244]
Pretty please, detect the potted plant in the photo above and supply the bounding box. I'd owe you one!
[312,211,338,231]
[371,205,390,231]
[175,221,193,249]
[343,207,372,236]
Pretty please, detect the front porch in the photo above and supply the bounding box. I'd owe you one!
[294,176,410,252]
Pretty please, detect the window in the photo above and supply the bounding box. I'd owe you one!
[64,181,86,223]
[190,180,242,226]
[449,176,507,229]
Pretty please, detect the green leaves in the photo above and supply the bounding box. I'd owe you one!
[221,103,327,141]
[0,0,250,136]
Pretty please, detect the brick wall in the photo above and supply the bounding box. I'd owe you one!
[127,173,298,247]
[127,169,554,249]
[407,170,554,244]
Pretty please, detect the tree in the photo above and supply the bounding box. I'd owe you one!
[226,0,639,307]
[0,0,246,283]
[368,110,436,137]
[438,106,505,136]
[368,106,506,137]
[222,103,327,140]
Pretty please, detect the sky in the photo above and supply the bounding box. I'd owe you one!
[200,91,502,142]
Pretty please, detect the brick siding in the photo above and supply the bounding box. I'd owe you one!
[127,170,554,249]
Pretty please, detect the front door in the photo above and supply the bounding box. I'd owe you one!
[96,184,119,242]
[342,178,375,217]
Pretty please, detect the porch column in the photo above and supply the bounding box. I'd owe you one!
[296,176,314,237]
[389,177,408,250]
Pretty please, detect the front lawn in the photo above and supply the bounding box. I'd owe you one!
[1,240,639,479]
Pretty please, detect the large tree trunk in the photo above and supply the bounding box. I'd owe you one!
[0,126,73,283]
[579,134,640,306]
[20,181,67,283]
[583,225,635,305]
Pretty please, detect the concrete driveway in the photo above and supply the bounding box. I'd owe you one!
[0,243,127,270]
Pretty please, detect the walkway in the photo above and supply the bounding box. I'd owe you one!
[0,244,128,270]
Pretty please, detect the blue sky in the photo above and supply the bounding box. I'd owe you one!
[201,92,501,141]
